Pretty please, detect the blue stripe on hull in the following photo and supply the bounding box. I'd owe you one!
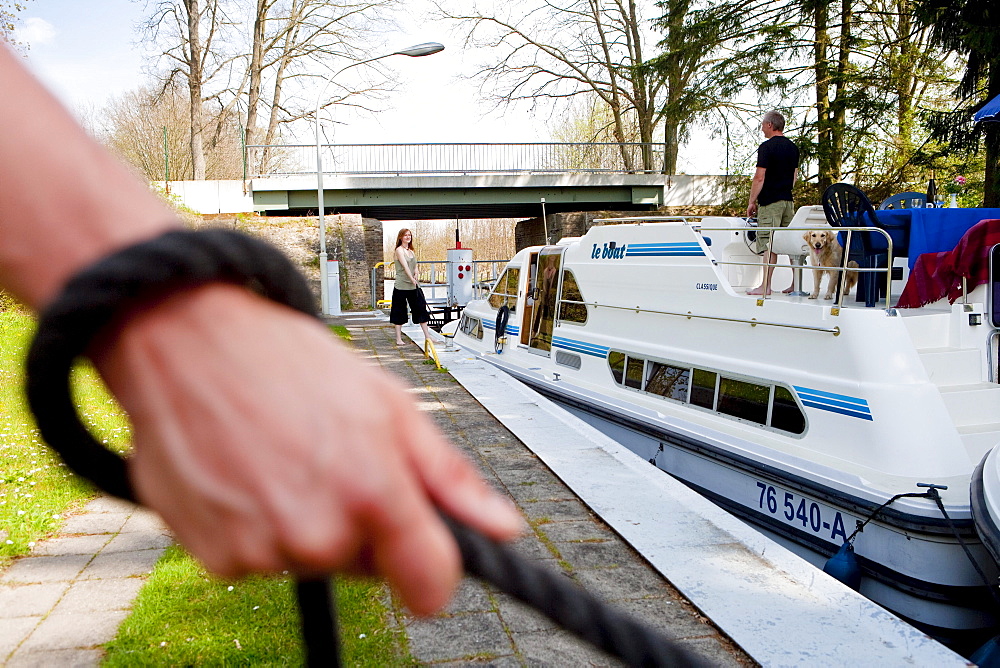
[552,336,609,357]
[625,242,705,258]
[794,386,873,421]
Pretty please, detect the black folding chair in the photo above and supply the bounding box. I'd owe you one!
[821,183,885,307]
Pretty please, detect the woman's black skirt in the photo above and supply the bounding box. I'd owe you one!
[389,287,430,325]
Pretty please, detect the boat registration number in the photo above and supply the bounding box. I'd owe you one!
[755,481,849,543]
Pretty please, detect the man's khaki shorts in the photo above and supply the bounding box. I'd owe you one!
[753,200,794,254]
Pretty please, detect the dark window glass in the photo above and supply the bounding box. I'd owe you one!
[487,268,520,311]
[460,316,483,340]
[646,362,690,401]
[718,377,770,425]
[690,369,717,409]
[608,351,625,384]
[771,386,806,434]
[558,269,588,324]
[625,356,644,389]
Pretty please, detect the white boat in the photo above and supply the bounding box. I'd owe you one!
[448,211,1000,649]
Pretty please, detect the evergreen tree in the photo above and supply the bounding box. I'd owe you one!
[914,0,1000,206]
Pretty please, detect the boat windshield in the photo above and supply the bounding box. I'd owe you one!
[488,267,520,311]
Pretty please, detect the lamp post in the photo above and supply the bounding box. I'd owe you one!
[314,42,445,316]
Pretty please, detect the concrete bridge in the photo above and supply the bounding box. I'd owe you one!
[243,143,734,220]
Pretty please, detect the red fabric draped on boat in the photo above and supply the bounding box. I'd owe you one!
[895,218,1000,308]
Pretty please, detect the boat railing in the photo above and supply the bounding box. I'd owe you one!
[595,218,895,311]
[554,221,896,336]
[700,223,896,311]
[559,298,843,335]
[990,330,1000,383]
[373,258,510,307]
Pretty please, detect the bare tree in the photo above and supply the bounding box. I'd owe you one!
[143,0,235,180]
[435,0,664,172]
[93,83,244,182]
[235,0,399,173]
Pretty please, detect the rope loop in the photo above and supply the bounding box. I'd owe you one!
[25,228,707,667]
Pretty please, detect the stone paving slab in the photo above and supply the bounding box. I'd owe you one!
[352,325,754,667]
[0,498,171,666]
[0,320,751,667]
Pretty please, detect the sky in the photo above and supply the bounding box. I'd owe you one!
[13,0,725,173]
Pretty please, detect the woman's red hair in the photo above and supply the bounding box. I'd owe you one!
[395,228,415,253]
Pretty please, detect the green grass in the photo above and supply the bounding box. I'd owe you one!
[0,310,409,664]
[102,546,411,666]
[330,325,352,341]
[0,311,124,566]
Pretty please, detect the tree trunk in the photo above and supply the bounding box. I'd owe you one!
[186,0,206,180]
[245,0,268,150]
[813,0,833,193]
[829,0,850,182]
[892,0,916,170]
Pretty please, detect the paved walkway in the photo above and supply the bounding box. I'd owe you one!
[0,497,171,666]
[348,323,752,666]
[0,312,751,666]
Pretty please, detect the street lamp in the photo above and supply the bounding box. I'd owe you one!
[314,42,445,316]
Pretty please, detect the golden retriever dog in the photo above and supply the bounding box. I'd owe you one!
[803,230,859,300]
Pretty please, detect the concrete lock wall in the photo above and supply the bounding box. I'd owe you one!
[322,214,383,310]
[154,180,256,214]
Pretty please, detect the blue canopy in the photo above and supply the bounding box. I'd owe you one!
[974,93,1000,123]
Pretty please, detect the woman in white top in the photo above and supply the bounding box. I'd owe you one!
[390,228,432,345]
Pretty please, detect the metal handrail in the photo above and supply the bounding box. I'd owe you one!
[560,299,842,335]
[594,219,896,309]
[544,221,895,334]
[246,142,666,177]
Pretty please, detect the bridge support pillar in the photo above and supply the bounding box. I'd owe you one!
[316,214,383,310]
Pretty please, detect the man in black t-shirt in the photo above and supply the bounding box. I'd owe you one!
[746,110,799,296]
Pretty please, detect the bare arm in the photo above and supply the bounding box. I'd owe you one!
[746,167,766,218]
[0,45,521,614]
[0,46,177,309]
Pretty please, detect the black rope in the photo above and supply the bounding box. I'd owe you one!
[845,490,936,544]
[847,483,1000,610]
[445,516,710,667]
[25,228,708,667]
[922,486,1000,609]
[495,304,509,354]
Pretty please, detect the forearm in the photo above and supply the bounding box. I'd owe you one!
[0,46,177,310]
[747,175,765,208]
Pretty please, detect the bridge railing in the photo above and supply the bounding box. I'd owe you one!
[246,143,665,178]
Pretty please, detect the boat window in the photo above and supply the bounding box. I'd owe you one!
[606,349,805,435]
[646,362,690,402]
[718,377,770,425]
[608,351,625,384]
[459,315,483,340]
[487,267,520,312]
[558,269,588,324]
[771,386,806,434]
[690,369,717,409]
[625,356,645,390]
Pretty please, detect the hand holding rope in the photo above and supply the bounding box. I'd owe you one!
[26,228,708,667]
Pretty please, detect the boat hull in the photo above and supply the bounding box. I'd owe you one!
[495,361,999,636]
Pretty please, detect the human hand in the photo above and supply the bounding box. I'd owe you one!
[746,202,757,218]
[93,283,522,615]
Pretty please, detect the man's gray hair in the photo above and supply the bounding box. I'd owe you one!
[763,110,785,132]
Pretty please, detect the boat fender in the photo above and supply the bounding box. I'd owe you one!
[495,305,509,354]
[822,541,861,590]
[971,634,1000,667]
